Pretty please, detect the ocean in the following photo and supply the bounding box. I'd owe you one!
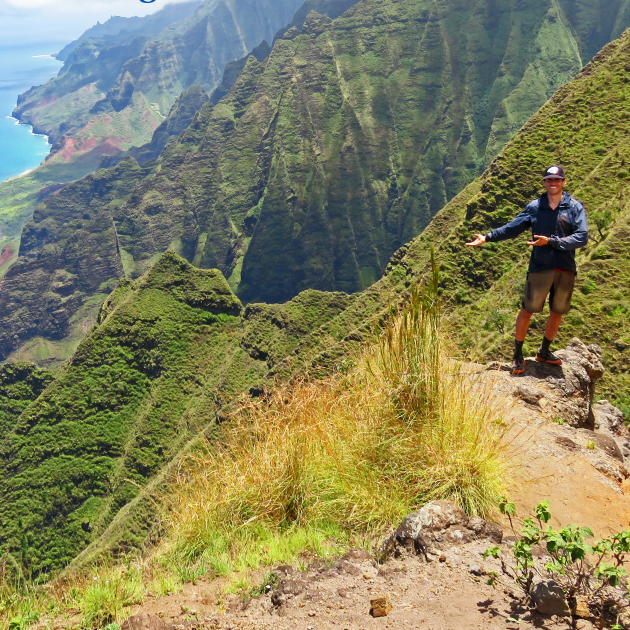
[0,42,63,185]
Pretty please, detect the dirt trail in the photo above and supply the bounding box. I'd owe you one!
[118,341,630,630]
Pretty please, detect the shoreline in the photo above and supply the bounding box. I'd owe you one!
[0,46,61,185]
[7,115,50,140]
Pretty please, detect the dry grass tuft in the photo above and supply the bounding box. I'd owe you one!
[161,256,510,575]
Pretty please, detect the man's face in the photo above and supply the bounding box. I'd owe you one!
[543,177,566,195]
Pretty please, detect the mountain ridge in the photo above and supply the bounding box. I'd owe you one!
[4,0,630,365]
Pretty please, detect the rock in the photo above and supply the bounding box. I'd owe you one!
[555,436,580,451]
[370,594,392,617]
[121,615,174,630]
[594,432,624,462]
[593,401,626,436]
[469,562,482,575]
[271,578,309,608]
[558,339,604,380]
[515,383,544,405]
[343,548,373,562]
[530,580,571,616]
[592,457,627,482]
[333,559,362,575]
[572,595,592,619]
[467,517,504,543]
[378,500,502,560]
[503,339,605,428]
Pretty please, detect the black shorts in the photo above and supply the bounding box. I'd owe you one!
[522,269,575,315]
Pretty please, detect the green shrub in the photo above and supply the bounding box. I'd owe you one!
[485,500,630,626]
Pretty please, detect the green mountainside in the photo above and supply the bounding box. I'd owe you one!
[0,252,352,572]
[4,17,630,572]
[4,0,630,366]
[0,0,307,263]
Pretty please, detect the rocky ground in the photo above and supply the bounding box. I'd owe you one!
[86,340,630,630]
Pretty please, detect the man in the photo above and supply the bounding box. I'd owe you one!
[465,165,588,374]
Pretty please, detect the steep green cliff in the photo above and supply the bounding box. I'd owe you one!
[4,0,630,363]
[0,0,344,281]
[0,252,354,572]
[0,363,53,436]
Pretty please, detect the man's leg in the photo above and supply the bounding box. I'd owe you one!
[536,271,574,365]
[544,311,562,341]
[512,271,552,375]
[515,308,533,342]
[511,309,532,374]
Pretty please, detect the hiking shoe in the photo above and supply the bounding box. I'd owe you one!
[511,356,525,375]
[535,349,562,365]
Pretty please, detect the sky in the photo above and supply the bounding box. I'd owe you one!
[0,0,191,47]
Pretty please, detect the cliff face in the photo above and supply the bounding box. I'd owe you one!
[0,252,353,572]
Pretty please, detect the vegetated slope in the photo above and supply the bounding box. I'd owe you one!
[386,30,630,404]
[0,0,307,265]
[0,252,354,572]
[13,0,305,155]
[0,363,53,436]
[3,0,629,365]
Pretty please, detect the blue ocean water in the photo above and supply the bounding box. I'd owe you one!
[0,43,63,184]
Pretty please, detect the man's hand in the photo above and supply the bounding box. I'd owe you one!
[465,233,486,247]
[527,235,550,247]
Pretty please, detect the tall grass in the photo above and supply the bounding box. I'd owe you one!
[161,256,509,574]
[0,259,511,629]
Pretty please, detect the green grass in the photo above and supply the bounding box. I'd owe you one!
[160,258,508,579]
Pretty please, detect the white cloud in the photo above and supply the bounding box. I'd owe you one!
[3,0,190,11]
[0,0,194,46]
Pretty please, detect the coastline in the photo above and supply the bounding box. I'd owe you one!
[0,44,62,184]
[7,115,51,142]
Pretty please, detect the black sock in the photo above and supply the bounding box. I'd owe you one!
[514,340,524,359]
[540,336,552,355]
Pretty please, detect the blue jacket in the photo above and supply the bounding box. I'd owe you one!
[485,192,588,273]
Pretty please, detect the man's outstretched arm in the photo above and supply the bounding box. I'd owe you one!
[465,233,486,246]
[465,206,533,246]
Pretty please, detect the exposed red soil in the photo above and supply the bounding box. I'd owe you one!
[0,245,14,269]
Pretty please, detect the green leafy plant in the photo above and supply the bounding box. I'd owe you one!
[484,501,630,624]
[249,571,280,598]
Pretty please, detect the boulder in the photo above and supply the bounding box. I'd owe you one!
[271,577,309,608]
[593,400,630,462]
[378,500,502,560]
[530,580,571,616]
[121,615,174,630]
[498,339,606,428]
[593,400,626,436]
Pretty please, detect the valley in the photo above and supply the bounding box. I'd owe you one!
[1,0,630,628]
